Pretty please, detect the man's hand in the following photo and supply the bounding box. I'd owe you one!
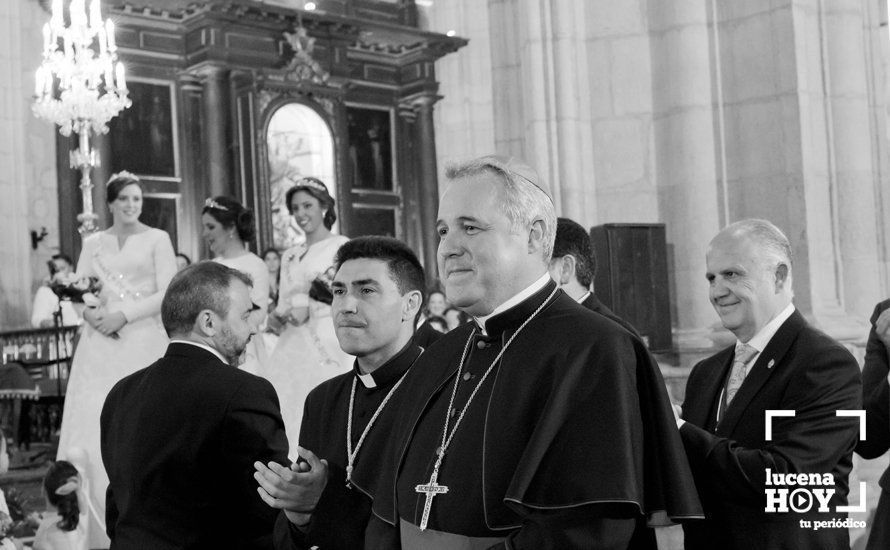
[254,446,328,527]
[876,308,890,349]
[672,402,685,429]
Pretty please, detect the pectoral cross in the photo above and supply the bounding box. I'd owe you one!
[414,469,449,531]
[345,465,353,489]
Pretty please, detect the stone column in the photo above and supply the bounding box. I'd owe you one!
[539,0,597,222]
[200,65,232,198]
[823,0,884,320]
[397,104,425,276]
[406,93,442,286]
[178,73,207,261]
[648,0,723,353]
[490,0,596,226]
[488,0,525,159]
[0,0,48,327]
[421,0,496,186]
[92,133,112,229]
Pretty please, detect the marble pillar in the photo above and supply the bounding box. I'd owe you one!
[200,65,232,198]
[0,0,57,328]
[409,93,442,285]
[823,0,885,320]
[648,0,722,350]
[92,133,112,230]
[422,0,496,185]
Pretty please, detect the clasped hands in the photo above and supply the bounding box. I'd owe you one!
[254,446,328,528]
[269,306,310,331]
[83,307,125,338]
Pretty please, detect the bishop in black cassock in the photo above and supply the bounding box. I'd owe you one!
[366,155,702,549]
[370,276,702,548]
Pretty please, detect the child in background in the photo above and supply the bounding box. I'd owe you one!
[0,428,10,516]
[0,429,16,550]
[33,461,87,550]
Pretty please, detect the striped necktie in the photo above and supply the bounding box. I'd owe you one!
[725,343,758,405]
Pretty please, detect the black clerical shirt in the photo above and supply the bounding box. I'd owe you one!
[275,341,423,550]
[398,327,504,536]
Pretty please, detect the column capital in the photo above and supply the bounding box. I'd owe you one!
[398,92,442,114]
[190,63,230,83]
[177,72,203,93]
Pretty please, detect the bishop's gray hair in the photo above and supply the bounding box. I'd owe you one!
[445,156,557,262]
[721,218,793,272]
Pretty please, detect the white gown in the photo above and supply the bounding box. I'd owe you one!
[57,228,176,549]
[261,234,353,457]
[213,252,270,375]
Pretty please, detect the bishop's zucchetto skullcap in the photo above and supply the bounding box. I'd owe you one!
[475,155,552,202]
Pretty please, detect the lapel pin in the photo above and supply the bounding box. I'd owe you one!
[767,359,775,369]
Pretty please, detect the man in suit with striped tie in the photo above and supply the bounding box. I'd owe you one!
[677,218,861,550]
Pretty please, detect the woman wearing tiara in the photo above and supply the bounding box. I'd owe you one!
[57,171,177,549]
[265,177,353,456]
[201,196,269,374]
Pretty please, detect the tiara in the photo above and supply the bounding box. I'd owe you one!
[108,170,139,183]
[294,177,328,194]
[204,198,230,211]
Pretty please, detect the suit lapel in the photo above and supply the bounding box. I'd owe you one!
[688,348,734,430]
[716,310,805,436]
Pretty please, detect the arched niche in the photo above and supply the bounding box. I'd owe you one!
[265,102,337,251]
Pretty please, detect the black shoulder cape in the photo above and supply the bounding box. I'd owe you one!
[366,281,702,529]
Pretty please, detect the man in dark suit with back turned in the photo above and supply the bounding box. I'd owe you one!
[677,219,861,549]
[101,261,290,549]
[547,216,641,338]
[857,298,890,549]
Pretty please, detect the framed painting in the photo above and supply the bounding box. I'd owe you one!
[346,106,394,191]
[108,80,178,179]
[140,194,179,247]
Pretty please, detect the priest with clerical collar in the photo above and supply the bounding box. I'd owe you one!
[368,155,702,549]
[254,236,427,550]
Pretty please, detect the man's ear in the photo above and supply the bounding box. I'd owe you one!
[528,219,545,254]
[774,263,790,290]
[195,309,216,336]
[403,290,423,322]
[560,254,577,286]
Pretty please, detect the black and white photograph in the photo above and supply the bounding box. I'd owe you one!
[1,0,889,549]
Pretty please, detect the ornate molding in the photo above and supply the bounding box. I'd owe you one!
[398,92,442,115]
[254,85,339,120]
[257,89,280,117]
[282,26,330,85]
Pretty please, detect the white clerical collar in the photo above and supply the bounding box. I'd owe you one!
[357,372,376,389]
[739,303,795,353]
[170,339,229,366]
[475,273,551,335]
[576,291,591,304]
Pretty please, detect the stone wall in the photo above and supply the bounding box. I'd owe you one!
[423,0,890,352]
[0,0,59,330]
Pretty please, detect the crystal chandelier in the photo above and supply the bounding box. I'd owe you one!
[32,0,131,235]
